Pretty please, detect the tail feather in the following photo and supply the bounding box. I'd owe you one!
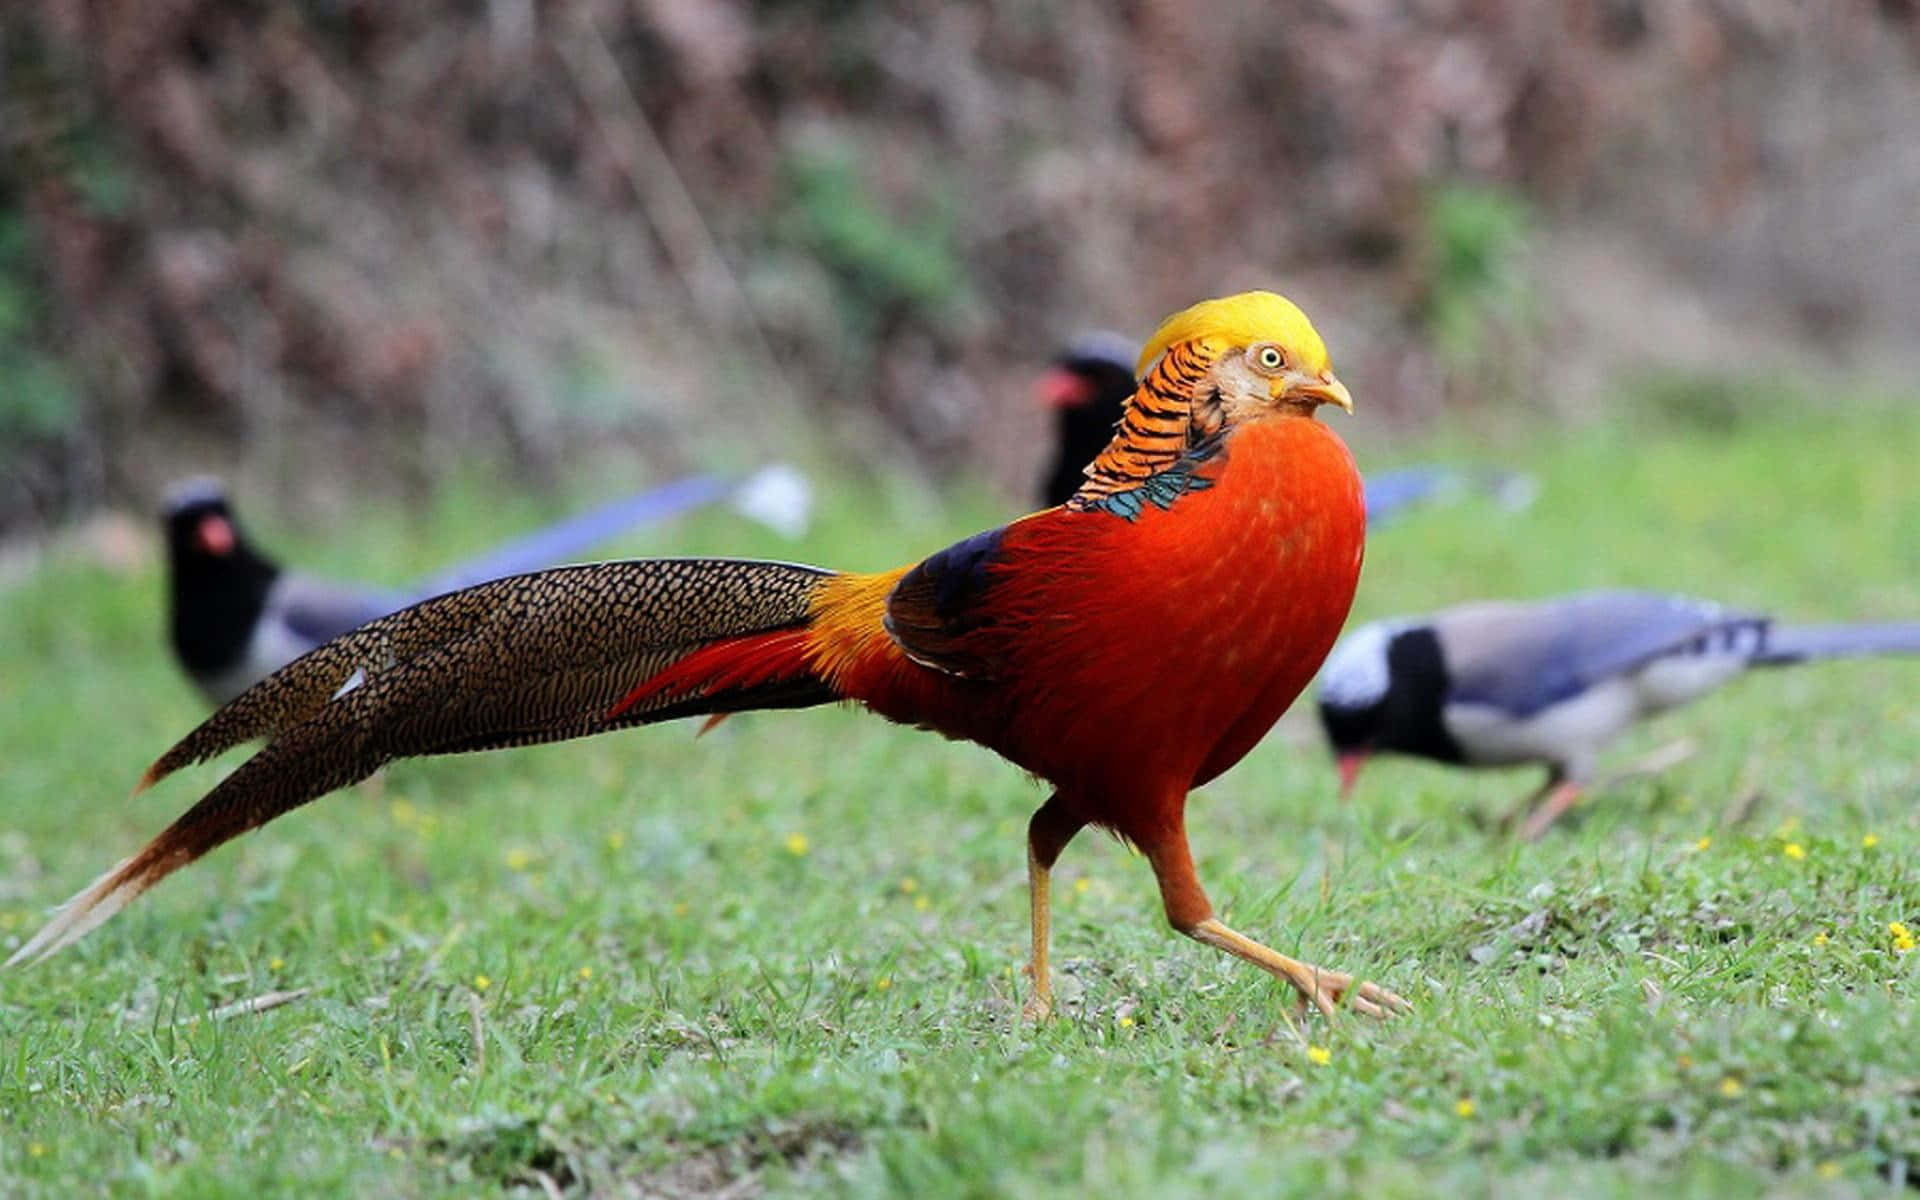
[16,558,838,966]
[5,856,143,967]
[407,475,734,600]
[1756,622,1920,666]
[609,627,818,719]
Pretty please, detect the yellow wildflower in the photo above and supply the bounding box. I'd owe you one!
[1816,1162,1841,1180]
[913,895,930,912]
[1455,1098,1476,1118]
[1812,932,1829,948]
[784,832,810,856]
[1782,842,1806,861]
[1074,877,1091,895]
[577,966,593,980]
[1862,834,1880,849]
[898,876,919,894]
[473,974,492,991]
[1117,1015,1135,1029]
[27,1143,46,1159]
[1306,1045,1331,1066]
[875,976,892,991]
[1693,835,1712,852]
[1718,1076,1743,1098]
[269,956,285,972]
[1892,922,1915,953]
[504,847,533,872]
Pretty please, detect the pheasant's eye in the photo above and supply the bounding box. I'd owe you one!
[1253,345,1286,372]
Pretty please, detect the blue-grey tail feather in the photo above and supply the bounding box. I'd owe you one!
[1364,466,1538,530]
[1756,623,1920,666]
[408,474,733,602]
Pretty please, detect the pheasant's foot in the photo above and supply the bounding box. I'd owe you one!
[1278,959,1411,1020]
[1020,960,1055,1022]
[1189,917,1409,1021]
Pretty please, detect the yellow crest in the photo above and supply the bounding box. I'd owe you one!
[1135,291,1330,378]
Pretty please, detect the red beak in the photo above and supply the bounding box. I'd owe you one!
[1336,752,1370,801]
[1034,366,1094,409]
[196,514,235,556]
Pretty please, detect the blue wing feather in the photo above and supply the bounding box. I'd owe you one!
[1446,591,1760,717]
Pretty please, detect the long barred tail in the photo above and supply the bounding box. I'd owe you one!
[7,559,839,967]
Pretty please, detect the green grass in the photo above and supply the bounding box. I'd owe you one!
[3,397,1917,1197]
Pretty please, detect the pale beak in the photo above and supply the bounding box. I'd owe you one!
[1286,369,1354,415]
[1336,751,1369,801]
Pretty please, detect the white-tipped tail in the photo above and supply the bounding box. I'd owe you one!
[3,856,148,968]
[731,464,814,540]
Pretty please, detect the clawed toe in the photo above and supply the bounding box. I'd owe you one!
[1290,965,1410,1020]
[1350,978,1412,1018]
[1184,919,1408,1025]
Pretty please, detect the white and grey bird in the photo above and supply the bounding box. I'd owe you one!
[163,479,399,706]
[1316,590,1920,838]
[162,468,813,705]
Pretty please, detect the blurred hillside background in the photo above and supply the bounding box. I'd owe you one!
[3,0,1918,535]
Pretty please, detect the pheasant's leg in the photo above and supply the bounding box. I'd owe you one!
[1518,780,1584,842]
[1187,919,1409,1019]
[1024,843,1055,1021]
[1023,794,1085,1021]
[1144,828,1408,1020]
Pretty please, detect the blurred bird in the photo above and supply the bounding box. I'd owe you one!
[1317,590,1920,838]
[1036,331,1535,520]
[14,292,1407,1020]
[1035,331,1141,509]
[163,468,813,705]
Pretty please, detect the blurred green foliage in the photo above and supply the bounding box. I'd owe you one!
[0,48,131,477]
[1625,368,1784,435]
[1418,182,1535,369]
[0,210,79,449]
[771,138,977,344]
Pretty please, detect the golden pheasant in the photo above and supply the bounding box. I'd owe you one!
[10,292,1406,1020]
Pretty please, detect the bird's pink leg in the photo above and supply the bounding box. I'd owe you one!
[1518,780,1585,841]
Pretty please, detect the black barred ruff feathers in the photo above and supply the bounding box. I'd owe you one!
[1065,340,1223,514]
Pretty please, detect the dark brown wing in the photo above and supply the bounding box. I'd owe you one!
[882,526,1014,679]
